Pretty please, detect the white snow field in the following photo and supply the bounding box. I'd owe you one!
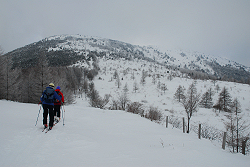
[0,99,250,167]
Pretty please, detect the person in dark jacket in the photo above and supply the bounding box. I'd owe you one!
[40,83,61,130]
[54,86,64,123]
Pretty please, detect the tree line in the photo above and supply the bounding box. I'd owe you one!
[0,50,98,104]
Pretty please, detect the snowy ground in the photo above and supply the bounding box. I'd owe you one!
[1,57,250,166]
[1,99,250,167]
[95,58,250,133]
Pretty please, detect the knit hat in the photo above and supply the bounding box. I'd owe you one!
[49,83,54,87]
[56,86,61,90]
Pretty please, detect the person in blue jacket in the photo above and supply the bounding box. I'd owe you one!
[40,83,62,130]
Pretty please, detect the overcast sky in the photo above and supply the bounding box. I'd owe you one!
[1,0,250,66]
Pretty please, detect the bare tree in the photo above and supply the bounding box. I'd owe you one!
[225,112,237,152]
[133,80,139,93]
[118,84,130,110]
[131,72,135,80]
[225,98,250,154]
[109,99,120,110]
[115,74,121,88]
[0,47,6,99]
[83,78,89,97]
[215,84,220,93]
[6,62,20,101]
[140,69,147,85]
[161,83,168,94]
[167,71,173,81]
[181,83,200,133]
[208,87,214,99]
[152,74,156,84]
[87,82,100,107]
[232,98,241,153]
[113,70,118,79]
[123,83,129,94]
[157,80,161,89]
[0,46,3,55]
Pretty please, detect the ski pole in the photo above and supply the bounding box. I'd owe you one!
[60,105,63,120]
[60,105,63,124]
[62,103,66,126]
[35,105,42,126]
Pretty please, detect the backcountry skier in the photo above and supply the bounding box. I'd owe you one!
[40,83,61,130]
[54,86,64,123]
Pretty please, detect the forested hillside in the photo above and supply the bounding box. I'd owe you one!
[0,35,250,104]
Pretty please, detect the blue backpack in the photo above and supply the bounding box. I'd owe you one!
[43,88,55,103]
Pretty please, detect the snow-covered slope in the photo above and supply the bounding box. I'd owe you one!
[1,99,250,167]
[1,50,250,166]
[46,34,250,71]
[94,58,250,132]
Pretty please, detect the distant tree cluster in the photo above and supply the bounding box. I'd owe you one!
[86,82,110,109]
[85,68,164,123]
[173,83,250,154]
[0,46,5,99]
[0,52,96,104]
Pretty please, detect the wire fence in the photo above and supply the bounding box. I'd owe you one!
[165,115,249,155]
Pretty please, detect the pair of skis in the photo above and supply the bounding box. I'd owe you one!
[42,119,60,133]
[42,127,51,133]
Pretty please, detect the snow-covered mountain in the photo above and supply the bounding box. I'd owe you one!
[4,34,250,83]
[1,34,250,161]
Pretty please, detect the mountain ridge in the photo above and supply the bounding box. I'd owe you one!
[3,34,250,84]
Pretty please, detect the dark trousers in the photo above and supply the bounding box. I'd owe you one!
[54,105,61,118]
[43,104,54,127]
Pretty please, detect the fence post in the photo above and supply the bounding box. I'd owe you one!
[183,117,185,133]
[222,132,227,150]
[198,124,201,139]
[242,137,249,155]
[166,116,168,128]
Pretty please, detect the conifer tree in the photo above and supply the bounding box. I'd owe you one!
[133,80,139,93]
[83,78,89,97]
[152,74,156,84]
[215,87,232,112]
[174,85,185,102]
[113,70,118,79]
[161,83,167,94]
[140,69,147,85]
[199,91,213,108]
[123,83,129,94]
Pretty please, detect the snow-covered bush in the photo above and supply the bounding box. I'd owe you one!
[127,102,144,116]
[145,106,162,122]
